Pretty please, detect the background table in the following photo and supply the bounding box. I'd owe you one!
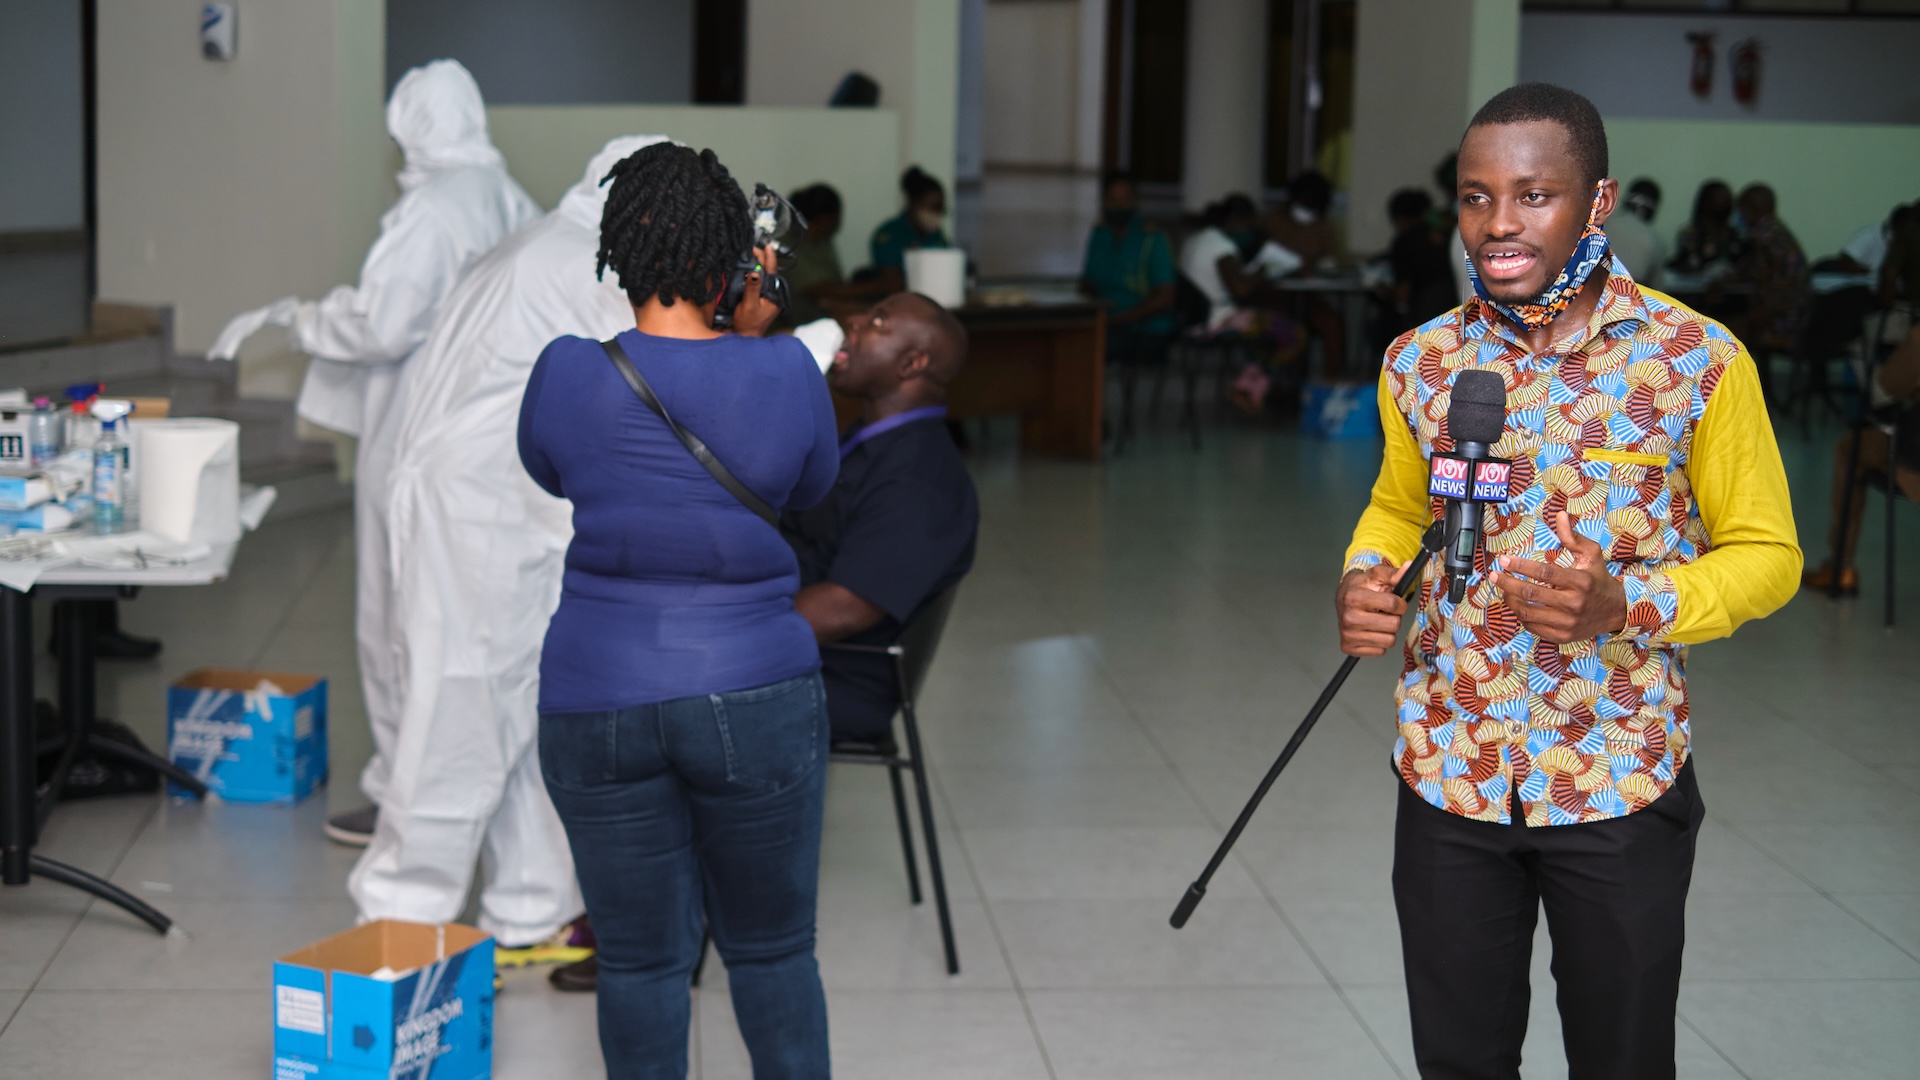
[1,542,238,933]
[832,298,1107,461]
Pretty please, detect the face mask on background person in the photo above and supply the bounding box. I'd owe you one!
[912,207,945,234]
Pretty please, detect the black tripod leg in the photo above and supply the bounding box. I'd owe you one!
[29,855,171,934]
[88,735,209,798]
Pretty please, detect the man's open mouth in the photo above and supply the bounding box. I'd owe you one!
[1478,246,1538,281]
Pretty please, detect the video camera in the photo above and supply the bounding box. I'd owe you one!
[712,184,808,330]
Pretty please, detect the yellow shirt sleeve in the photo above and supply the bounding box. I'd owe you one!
[1656,344,1803,643]
[1343,368,1431,572]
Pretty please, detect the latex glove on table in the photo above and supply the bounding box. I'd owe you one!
[207,297,313,361]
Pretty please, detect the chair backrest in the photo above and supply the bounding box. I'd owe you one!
[1173,271,1213,330]
[1801,285,1876,360]
[895,583,962,704]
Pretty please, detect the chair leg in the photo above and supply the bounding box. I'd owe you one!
[897,701,959,976]
[1834,430,1866,599]
[1183,366,1201,451]
[887,761,922,905]
[1888,476,1898,631]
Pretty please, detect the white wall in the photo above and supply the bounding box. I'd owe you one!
[0,0,86,233]
[1522,12,1920,124]
[746,0,960,189]
[386,0,694,104]
[487,105,903,274]
[96,0,390,368]
[983,0,1080,168]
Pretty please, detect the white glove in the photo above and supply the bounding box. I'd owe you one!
[207,297,305,361]
[791,318,846,375]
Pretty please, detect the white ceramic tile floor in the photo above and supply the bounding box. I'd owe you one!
[1,413,1915,1078]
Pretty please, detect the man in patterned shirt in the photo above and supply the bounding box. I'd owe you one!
[1335,84,1799,1079]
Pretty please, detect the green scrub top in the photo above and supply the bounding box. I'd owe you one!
[1082,219,1177,336]
[868,211,950,271]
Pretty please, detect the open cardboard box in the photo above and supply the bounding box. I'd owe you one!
[274,920,495,1080]
[167,668,327,802]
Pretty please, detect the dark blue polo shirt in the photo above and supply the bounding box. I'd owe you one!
[781,413,978,741]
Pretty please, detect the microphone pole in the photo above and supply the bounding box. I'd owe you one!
[1170,522,1441,930]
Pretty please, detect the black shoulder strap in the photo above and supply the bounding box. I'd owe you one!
[600,337,779,527]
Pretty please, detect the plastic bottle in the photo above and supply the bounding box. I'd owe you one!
[91,400,134,535]
[27,398,62,466]
[65,383,102,450]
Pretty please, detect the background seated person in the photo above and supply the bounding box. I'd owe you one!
[1722,184,1811,397]
[1263,170,1338,272]
[783,293,979,743]
[1180,193,1270,334]
[782,183,885,325]
[1374,187,1455,346]
[1668,178,1743,276]
[1081,171,1177,420]
[1608,177,1664,287]
[1881,203,1920,310]
[1834,203,1908,278]
[867,166,952,296]
[1264,170,1347,377]
[1805,322,1920,593]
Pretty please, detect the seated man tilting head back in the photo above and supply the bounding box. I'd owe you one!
[783,293,980,742]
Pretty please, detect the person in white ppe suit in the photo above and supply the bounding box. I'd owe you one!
[346,135,668,948]
[209,59,539,847]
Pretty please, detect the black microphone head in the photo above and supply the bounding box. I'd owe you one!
[1448,369,1507,447]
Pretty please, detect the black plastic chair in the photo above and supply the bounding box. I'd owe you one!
[1831,305,1915,627]
[824,583,963,975]
[1787,286,1877,438]
[689,585,964,988]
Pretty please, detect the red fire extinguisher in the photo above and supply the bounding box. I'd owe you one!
[1687,32,1714,99]
[1730,38,1761,106]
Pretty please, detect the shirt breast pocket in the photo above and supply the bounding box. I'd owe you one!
[1580,447,1677,564]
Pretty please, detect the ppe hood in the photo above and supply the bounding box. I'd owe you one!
[388,59,503,189]
[557,134,676,230]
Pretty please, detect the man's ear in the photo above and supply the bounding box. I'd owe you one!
[1590,177,1620,229]
[899,348,933,381]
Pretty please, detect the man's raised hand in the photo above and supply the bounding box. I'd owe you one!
[1487,510,1629,645]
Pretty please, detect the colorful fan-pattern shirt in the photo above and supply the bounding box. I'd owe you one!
[1344,259,1800,826]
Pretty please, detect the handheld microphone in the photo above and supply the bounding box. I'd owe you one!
[1427,369,1510,604]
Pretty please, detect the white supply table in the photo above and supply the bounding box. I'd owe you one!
[1,540,241,933]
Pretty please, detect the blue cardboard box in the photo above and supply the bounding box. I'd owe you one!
[274,920,496,1080]
[166,669,327,802]
[1303,380,1383,441]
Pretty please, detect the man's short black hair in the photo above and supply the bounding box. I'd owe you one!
[1466,83,1609,188]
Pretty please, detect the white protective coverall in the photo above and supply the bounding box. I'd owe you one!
[347,135,666,945]
[209,59,539,813]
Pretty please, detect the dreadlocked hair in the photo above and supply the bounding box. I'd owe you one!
[596,143,753,309]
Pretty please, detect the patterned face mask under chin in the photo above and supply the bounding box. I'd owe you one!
[1465,182,1611,332]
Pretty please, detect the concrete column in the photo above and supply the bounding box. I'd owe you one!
[1181,0,1269,210]
[1346,0,1518,253]
[910,0,962,189]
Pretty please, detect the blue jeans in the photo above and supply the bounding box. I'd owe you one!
[539,673,831,1079]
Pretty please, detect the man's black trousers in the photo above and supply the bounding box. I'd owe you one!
[1392,763,1704,1080]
